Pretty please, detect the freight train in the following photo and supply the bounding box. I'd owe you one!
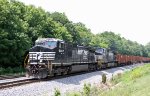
[24,38,150,79]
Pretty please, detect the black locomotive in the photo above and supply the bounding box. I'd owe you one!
[25,38,105,78]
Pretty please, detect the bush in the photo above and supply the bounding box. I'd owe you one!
[102,74,107,84]
[0,67,5,75]
[0,67,25,75]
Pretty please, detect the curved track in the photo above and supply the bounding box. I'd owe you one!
[0,75,24,80]
[0,69,99,89]
[0,79,39,89]
[0,63,145,90]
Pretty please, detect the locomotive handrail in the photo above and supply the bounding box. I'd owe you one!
[24,54,29,67]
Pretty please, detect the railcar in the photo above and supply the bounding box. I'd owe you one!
[116,54,150,65]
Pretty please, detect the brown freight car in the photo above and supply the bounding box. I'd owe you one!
[116,54,150,66]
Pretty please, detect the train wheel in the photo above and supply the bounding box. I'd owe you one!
[93,64,97,71]
[25,66,31,78]
[25,71,30,78]
[61,72,64,75]
[37,69,48,79]
[54,73,57,77]
[88,64,91,71]
[67,66,72,74]
[95,65,98,70]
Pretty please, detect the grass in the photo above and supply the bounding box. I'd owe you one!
[64,63,150,96]
[100,63,150,96]
[0,67,25,75]
[112,63,150,84]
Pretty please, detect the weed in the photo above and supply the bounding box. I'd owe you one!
[66,91,81,96]
[54,88,61,96]
[83,83,91,96]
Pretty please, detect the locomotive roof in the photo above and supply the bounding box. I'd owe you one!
[36,38,63,43]
[77,46,95,52]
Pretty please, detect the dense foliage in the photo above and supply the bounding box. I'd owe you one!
[0,0,149,67]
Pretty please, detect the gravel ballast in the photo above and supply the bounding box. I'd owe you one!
[0,63,145,96]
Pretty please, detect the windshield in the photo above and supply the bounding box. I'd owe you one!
[36,41,57,49]
[46,41,57,48]
[45,41,57,49]
[95,48,104,54]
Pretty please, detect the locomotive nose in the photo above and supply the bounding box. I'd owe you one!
[28,45,56,64]
[29,52,56,64]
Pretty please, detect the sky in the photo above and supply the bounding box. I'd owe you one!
[18,0,150,45]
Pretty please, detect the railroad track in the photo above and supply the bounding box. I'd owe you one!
[0,63,142,90]
[0,70,98,89]
[0,79,39,89]
[0,68,99,89]
[0,75,25,80]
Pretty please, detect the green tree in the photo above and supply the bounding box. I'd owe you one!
[0,0,31,67]
[73,22,93,46]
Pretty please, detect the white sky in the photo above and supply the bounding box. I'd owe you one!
[18,0,150,45]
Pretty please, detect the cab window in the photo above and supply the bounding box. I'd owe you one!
[59,43,64,49]
[45,41,57,49]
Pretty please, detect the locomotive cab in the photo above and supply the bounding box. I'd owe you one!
[29,38,64,64]
[95,48,116,68]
